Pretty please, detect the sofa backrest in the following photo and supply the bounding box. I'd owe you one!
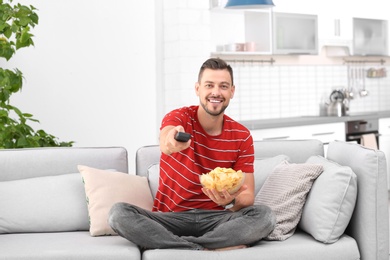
[253,139,324,162]
[135,139,324,178]
[0,146,128,181]
[0,146,129,234]
[136,140,324,198]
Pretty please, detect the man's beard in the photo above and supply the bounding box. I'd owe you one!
[200,99,228,116]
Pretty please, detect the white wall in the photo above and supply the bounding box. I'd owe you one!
[2,0,159,172]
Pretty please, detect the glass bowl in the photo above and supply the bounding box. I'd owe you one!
[199,171,246,194]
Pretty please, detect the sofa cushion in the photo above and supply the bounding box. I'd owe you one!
[78,165,154,236]
[254,155,290,194]
[299,155,357,243]
[0,231,140,260]
[0,173,89,234]
[254,161,323,240]
[140,231,360,260]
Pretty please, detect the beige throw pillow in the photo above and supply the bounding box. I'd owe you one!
[254,161,323,241]
[78,165,154,236]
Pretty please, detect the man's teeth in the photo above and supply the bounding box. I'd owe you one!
[210,99,221,103]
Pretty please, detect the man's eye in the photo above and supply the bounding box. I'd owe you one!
[221,85,229,90]
[205,84,213,88]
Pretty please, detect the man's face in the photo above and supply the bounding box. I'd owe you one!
[195,68,235,117]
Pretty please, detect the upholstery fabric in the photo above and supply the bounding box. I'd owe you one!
[253,139,324,163]
[78,165,154,236]
[147,163,160,199]
[0,173,89,233]
[0,231,140,260]
[141,231,359,260]
[299,155,357,243]
[0,147,128,182]
[326,141,389,260]
[255,161,323,240]
[254,155,290,195]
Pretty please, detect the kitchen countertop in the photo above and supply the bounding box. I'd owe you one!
[240,111,390,130]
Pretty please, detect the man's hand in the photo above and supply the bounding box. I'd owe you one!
[160,126,191,155]
[201,185,248,211]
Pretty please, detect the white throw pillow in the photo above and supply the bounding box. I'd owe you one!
[299,155,357,243]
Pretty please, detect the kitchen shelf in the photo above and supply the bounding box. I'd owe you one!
[343,58,387,65]
[209,54,276,64]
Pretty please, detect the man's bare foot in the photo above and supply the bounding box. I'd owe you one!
[204,245,247,251]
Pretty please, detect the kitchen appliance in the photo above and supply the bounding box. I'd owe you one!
[346,119,379,147]
[327,90,347,117]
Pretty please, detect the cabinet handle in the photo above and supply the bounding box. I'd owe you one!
[287,52,311,55]
[334,19,340,37]
[312,132,335,136]
[347,133,380,141]
[263,136,290,140]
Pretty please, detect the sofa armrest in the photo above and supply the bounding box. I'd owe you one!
[327,141,389,260]
[135,145,160,178]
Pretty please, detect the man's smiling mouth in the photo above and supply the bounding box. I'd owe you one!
[208,98,222,103]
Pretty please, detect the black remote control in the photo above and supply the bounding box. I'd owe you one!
[175,132,191,142]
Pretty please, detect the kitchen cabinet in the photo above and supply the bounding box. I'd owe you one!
[244,11,272,54]
[379,118,390,189]
[272,12,318,55]
[210,10,318,55]
[210,1,388,57]
[250,122,345,156]
[210,10,273,54]
[251,122,345,157]
[250,122,345,142]
[353,18,388,56]
[318,15,353,50]
[319,16,388,56]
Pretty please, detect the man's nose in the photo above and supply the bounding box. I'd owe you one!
[211,85,221,95]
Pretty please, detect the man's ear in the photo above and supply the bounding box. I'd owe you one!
[231,85,235,99]
[195,82,200,96]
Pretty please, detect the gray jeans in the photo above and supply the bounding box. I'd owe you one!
[108,203,276,250]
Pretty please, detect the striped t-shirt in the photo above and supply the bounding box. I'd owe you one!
[153,106,254,212]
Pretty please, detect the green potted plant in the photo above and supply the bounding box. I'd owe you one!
[0,0,73,148]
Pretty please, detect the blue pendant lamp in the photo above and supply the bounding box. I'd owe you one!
[225,0,275,9]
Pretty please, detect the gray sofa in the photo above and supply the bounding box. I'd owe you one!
[0,140,388,260]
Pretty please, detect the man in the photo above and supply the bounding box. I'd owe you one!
[109,58,275,250]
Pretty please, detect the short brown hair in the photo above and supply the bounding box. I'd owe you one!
[198,58,234,85]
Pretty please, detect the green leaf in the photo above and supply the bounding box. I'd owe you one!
[3,26,12,38]
[30,12,38,25]
[22,113,33,118]
[18,16,30,26]
[0,40,14,60]
[16,136,28,147]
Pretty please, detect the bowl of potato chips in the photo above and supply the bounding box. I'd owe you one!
[199,167,245,194]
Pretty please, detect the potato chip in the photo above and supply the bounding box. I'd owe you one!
[199,167,245,194]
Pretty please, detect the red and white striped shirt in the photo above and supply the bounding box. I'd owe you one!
[153,106,254,212]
